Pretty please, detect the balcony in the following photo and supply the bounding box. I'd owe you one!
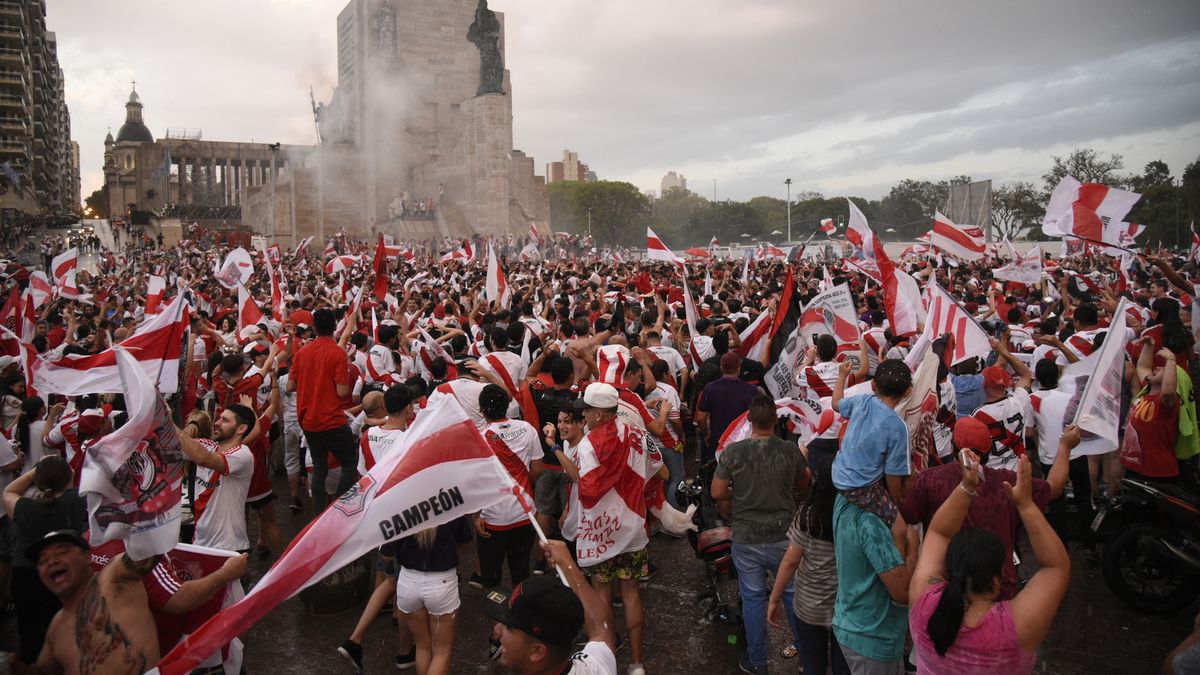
[0,138,24,155]
[0,71,22,87]
[0,116,25,133]
[0,47,22,65]
[0,2,21,18]
[0,93,24,110]
[0,24,21,40]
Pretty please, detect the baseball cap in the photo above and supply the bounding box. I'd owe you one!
[482,576,584,648]
[243,341,268,356]
[77,404,114,437]
[982,365,1013,389]
[26,528,89,563]
[953,417,992,454]
[581,382,619,409]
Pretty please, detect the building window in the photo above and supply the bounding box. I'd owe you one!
[125,154,133,169]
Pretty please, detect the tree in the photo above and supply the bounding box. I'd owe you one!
[991,181,1043,240]
[573,181,650,246]
[1183,155,1200,226]
[84,187,108,219]
[1042,148,1125,193]
[688,201,764,247]
[1131,160,1173,191]
[650,187,708,242]
[745,196,788,240]
[1126,160,1183,248]
[547,181,582,234]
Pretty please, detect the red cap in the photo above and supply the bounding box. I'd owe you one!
[982,365,1013,389]
[953,417,992,453]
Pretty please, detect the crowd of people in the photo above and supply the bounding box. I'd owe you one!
[1,223,1199,675]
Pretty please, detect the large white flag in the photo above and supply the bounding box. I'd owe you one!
[992,245,1044,285]
[485,242,511,308]
[51,246,78,285]
[1042,176,1141,244]
[153,395,514,674]
[1071,298,1132,448]
[80,348,185,560]
[646,227,683,266]
[34,294,189,395]
[931,211,986,261]
[213,247,254,289]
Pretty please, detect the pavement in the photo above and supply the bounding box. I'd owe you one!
[1,448,1192,673]
[234,472,1192,675]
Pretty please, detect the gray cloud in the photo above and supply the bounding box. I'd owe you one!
[50,0,1200,204]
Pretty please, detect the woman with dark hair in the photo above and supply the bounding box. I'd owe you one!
[1145,296,1194,369]
[767,456,848,675]
[908,454,1070,673]
[0,372,26,433]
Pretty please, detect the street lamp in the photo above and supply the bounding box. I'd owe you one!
[587,207,592,237]
[784,178,792,243]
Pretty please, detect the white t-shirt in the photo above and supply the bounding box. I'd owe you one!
[644,381,682,447]
[559,438,581,542]
[366,344,399,385]
[429,379,488,431]
[191,439,254,551]
[971,388,1033,471]
[277,373,299,427]
[648,345,686,378]
[1029,389,1117,464]
[566,641,618,674]
[358,425,407,475]
[479,419,540,528]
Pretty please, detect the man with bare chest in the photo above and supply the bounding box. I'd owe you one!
[9,530,160,675]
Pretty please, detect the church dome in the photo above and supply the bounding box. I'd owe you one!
[115,121,153,143]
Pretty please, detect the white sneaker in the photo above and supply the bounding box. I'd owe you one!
[628,664,646,675]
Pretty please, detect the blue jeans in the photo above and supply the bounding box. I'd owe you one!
[732,541,803,669]
[663,447,685,509]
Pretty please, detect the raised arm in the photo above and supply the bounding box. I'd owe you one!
[1008,455,1071,653]
[910,450,981,603]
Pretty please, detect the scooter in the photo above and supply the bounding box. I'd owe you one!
[675,461,743,629]
[1093,469,1200,614]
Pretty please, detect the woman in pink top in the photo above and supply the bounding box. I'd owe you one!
[908,452,1071,674]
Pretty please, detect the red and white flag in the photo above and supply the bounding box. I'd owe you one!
[265,255,284,320]
[293,235,315,260]
[709,235,719,251]
[80,348,185,559]
[574,418,656,566]
[57,268,92,303]
[28,270,52,309]
[529,223,542,244]
[265,244,282,267]
[324,255,361,276]
[646,227,683,266]
[51,247,78,285]
[845,199,874,257]
[145,275,166,315]
[716,396,824,459]
[34,294,190,396]
[237,283,263,332]
[871,236,920,337]
[322,240,337,258]
[16,290,34,341]
[371,236,389,301]
[992,246,1043,286]
[738,310,773,363]
[1190,224,1199,263]
[213,247,254,290]
[931,211,985,261]
[152,395,515,675]
[799,283,861,346]
[1042,176,1141,244]
[921,282,990,365]
[485,242,510,308]
[820,218,836,235]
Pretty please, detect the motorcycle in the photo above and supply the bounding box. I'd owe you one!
[1093,468,1200,614]
[675,461,743,630]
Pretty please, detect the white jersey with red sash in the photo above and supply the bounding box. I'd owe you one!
[971,388,1033,471]
[479,419,540,529]
[1064,328,1106,361]
[575,416,652,566]
[358,425,407,476]
[191,439,254,551]
[365,344,401,386]
[482,350,526,400]
[44,411,84,486]
[428,379,488,431]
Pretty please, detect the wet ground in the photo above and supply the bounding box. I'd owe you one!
[234,474,1190,675]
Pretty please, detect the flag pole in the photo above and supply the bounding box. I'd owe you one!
[520,500,570,586]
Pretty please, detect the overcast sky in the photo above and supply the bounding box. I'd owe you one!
[51,0,1200,204]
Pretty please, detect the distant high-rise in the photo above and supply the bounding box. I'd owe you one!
[661,171,686,194]
[0,2,79,216]
[546,149,591,183]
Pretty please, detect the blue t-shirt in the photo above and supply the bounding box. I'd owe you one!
[952,373,985,417]
[832,494,909,662]
[831,394,909,491]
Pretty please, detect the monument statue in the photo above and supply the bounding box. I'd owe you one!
[467,0,504,96]
[375,2,396,56]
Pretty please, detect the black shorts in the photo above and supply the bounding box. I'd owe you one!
[247,493,278,509]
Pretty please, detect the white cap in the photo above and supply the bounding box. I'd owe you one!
[582,382,619,409]
[239,325,260,339]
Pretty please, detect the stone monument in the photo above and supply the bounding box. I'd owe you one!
[241,0,548,245]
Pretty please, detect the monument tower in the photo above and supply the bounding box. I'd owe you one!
[242,0,548,244]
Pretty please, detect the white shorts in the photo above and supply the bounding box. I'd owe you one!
[395,567,460,615]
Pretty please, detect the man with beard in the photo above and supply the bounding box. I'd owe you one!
[9,529,161,674]
[176,404,257,552]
